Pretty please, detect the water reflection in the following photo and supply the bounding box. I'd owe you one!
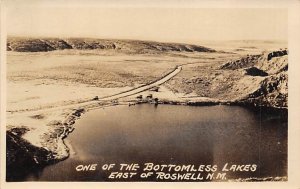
[25,104,287,181]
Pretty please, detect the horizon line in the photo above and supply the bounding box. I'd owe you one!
[6,35,288,43]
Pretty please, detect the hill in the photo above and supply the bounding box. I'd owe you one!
[7,37,216,53]
[165,49,288,109]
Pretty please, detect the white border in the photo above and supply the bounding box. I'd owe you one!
[1,1,300,189]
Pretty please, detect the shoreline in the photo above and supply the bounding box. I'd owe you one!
[6,98,287,181]
[6,96,288,181]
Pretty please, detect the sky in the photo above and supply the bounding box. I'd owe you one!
[4,0,288,42]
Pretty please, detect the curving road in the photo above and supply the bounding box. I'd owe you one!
[9,65,182,114]
[100,65,182,101]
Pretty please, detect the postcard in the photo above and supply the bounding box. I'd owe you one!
[1,0,300,188]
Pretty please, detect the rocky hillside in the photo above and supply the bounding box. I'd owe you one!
[221,49,288,108]
[6,127,55,181]
[7,37,216,53]
[164,49,288,109]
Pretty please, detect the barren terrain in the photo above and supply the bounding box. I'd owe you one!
[6,38,288,180]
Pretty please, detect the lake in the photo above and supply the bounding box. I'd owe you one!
[25,104,287,181]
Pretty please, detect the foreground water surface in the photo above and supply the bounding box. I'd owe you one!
[26,104,287,181]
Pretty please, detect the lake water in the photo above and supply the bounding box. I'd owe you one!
[26,104,287,181]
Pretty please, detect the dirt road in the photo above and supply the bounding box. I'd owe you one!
[100,66,182,100]
[8,65,182,114]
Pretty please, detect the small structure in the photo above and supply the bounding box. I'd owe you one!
[92,96,99,100]
[128,102,136,106]
[153,98,159,105]
[111,100,118,105]
[149,87,159,92]
[136,95,143,99]
[146,94,153,99]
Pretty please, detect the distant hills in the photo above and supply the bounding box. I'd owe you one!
[7,37,216,53]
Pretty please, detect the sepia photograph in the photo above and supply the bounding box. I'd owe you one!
[1,0,300,188]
